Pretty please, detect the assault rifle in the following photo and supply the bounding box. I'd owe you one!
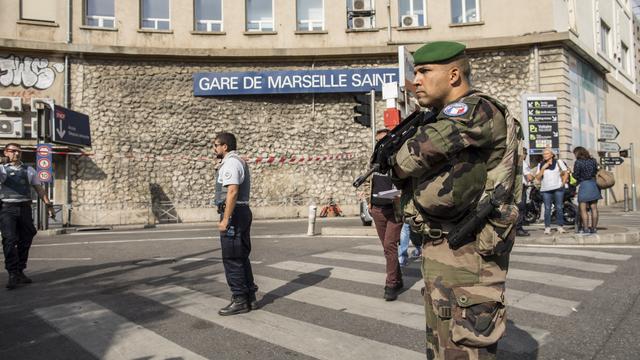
[447,184,509,248]
[352,109,437,188]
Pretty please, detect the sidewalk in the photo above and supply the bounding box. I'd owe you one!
[320,203,640,245]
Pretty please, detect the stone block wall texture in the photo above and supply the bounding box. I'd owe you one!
[69,47,536,224]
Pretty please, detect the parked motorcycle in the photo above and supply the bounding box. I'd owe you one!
[524,184,577,226]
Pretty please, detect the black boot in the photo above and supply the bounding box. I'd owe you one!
[218,295,250,316]
[17,271,32,284]
[6,273,19,290]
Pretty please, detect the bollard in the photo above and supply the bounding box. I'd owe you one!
[624,184,629,212]
[307,203,317,236]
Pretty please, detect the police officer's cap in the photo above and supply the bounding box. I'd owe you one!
[413,41,466,65]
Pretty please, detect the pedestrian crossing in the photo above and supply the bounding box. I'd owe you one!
[31,243,634,359]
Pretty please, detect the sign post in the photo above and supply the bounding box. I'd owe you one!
[598,124,621,206]
[631,143,637,211]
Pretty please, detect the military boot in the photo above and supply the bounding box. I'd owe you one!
[6,273,19,290]
[218,295,250,316]
[17,271,32,284]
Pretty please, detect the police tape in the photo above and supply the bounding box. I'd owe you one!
[18,149,356,164]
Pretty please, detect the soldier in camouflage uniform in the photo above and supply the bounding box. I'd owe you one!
[391,41,522,359]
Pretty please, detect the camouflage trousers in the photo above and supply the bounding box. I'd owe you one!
[421,237,510,360]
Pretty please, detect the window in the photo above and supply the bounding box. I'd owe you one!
[621,42,629,72]
[398,0,426,27]
[195,0,223,32]
[297,0,324,31]
[599,20,611,57]
[347,0,375,29]
[85,0,115,28]
[21,0,56,22]
[451,0,479,24]
[141,0,171,30]
[246,0,274,32]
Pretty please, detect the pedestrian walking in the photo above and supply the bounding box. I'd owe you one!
[390,41,522,359]
[535,147,569,234]
[213,132,258,315]
[369,128,404,301]
[1,143,55,290]
[572,146,601,233]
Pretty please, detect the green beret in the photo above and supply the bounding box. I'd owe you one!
[413,41,466,65]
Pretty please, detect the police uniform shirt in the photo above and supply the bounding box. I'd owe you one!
[216,151,250,205]
[0,163,41,203]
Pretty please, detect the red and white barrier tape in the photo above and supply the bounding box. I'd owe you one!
[16,149,356,164]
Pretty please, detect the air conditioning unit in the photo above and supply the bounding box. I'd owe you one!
[352,16,372,29]
[0,116,24,138]
[401,15,419,27]
[352,0,372,11]
[0,97,22,112]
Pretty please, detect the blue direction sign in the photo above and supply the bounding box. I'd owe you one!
[52,105,91,147]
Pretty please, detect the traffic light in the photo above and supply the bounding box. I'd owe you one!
[353,93,371,127]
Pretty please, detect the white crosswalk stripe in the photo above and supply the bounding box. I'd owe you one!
[509,254,618,273]
[312,250,605,291]
[511,246,632,261]
[34,300,208,360]
[206,273,424,329]
[269,260,424,290]
[133,285,425,360]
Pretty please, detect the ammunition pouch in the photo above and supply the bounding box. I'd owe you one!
[447,286,507,347]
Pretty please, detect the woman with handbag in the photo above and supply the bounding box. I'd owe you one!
[535,148,569,235]
[572,146,602,233]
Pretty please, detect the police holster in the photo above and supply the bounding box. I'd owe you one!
[217,203,225,214]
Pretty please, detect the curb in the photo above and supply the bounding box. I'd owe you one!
[519,230,640,245]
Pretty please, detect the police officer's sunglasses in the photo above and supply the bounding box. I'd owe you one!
[5,148,21,153]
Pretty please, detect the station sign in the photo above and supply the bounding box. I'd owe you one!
[194,68,399,96]
[523,94,559,154]
[35,143,53,183]
[52,105,92,147]
[600,157,624,166]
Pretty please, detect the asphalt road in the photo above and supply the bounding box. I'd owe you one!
[1,217,639,360]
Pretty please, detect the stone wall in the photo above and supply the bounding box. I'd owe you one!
[68,48,536,225]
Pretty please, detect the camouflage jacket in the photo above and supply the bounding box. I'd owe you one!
[393,90,522,225]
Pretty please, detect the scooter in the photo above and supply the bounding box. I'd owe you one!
[524,184,577,226]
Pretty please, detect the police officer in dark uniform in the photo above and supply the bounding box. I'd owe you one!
[1,143,55,290]
[214,132,258,316]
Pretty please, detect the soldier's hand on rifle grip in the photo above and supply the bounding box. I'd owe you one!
[46,203,56,219]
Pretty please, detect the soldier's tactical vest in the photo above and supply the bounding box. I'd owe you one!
[404,93,522,246]
[215,153,251,206]
[0,164,32,203]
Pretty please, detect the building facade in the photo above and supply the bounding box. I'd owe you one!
[1,0,639,225]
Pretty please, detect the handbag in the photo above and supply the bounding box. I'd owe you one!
[596,168,615,189]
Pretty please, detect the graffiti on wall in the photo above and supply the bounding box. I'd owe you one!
[0,54,65,90]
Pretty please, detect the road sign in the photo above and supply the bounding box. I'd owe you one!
[523,94,559,154]
[52,105,92,147]
[36,143,53,183]
[600,157,624,166]
[598,141,621,152]
[37,158,51,169]
[599,124,620,141]
[37,170,51,182]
